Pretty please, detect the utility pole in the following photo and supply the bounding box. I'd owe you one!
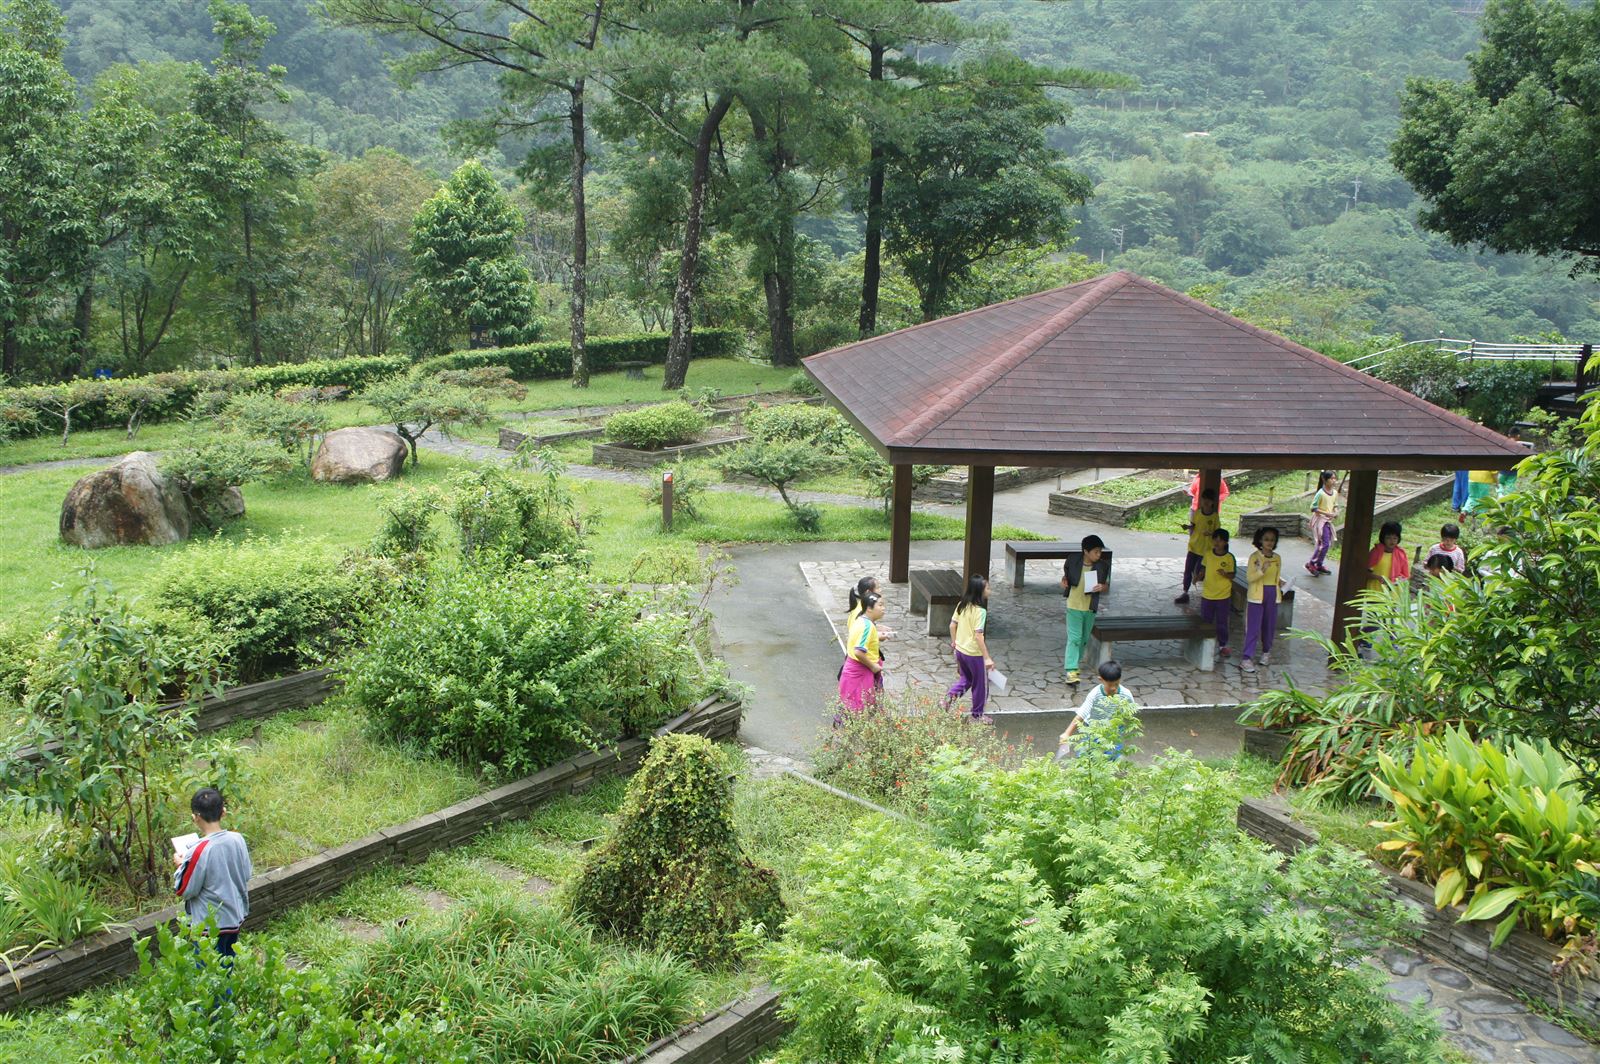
[1110,227,1125,253]
[1351,178,1362,205]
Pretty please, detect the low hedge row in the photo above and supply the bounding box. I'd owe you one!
[0,329,740,440]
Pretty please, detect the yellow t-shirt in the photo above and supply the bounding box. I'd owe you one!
[1246,550,1281,603]
[952,605,987,657]
[1468,469,1498,484]
[1200,550,1236,601]
[1066,563,1097,611]
[1368,549,1394,592]
[1188,509,1221,555]
[848,615,879,661]
[1312,488,1337,516]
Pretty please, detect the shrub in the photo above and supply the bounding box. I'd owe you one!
[570,734,784,969]
[222,391,329,467]
[1463,359,1548,431]
[361,372,488,467]
[1371,727,1600,962]
[154,538,386,684]
[445,460,585,568]
[844,443,948,513]
[812,688,1025,813]
[105,374,180,440]
[372,485,442,558]
[720,441,827,531]
[0,854,117,965]
[159,431,291,529]
[345,896,699,1062]
[432,363,527,400]
[640,462,712,522]
[741,402,853,453]
[1375,346,1465,407]
[343,565,712,775]
[761,747,1439,1062]
[787,371,821,397]
[413,328,739,380]
[603,402,707,450]
[89,920,462,1064]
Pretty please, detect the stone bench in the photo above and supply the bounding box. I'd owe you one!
[1230,573,1295,631]
[908,568,965,636]
[615,360,650,380]
[1004,543,1114,589]
[1087,613,1217,672]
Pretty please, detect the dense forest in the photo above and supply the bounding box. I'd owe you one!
[1,0,1594,387]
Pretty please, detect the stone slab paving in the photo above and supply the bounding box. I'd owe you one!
[798,557,1335,710]
[1379,947,1599,1062]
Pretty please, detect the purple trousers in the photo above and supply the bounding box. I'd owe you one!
[947,650,988,717]
[1182,551,1203,591]
[1200,596,1230,647]
[1308,515,1333,569]
[1243,588,1278,660]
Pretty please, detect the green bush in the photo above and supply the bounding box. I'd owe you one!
[741,402,853,453]
[158,431,293,529]
[570,734,784,969]
[0,854,117,965]
[444,461,585,568]
[1463,360,1548,432]
[222,391,329,467]
[413,328,739,379]
[786,370,821,397]
[361,372,489,468]
[372,485,443,559]
[720,441,827,531]
[604,402,708,450]
[1372,728,1600,962]
[90,920,462,1064]
[154,538,386,684]
[345,896,699,1062]
[762,746,1441,1062]
[640,463,712,522]
[343,565,713,776]
[1374,346,1464,407]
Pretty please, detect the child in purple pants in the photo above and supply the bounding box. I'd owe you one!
[1196,529,1236,655]
[1306,471,1337,576]
[945,574,994,722]
[1242,527,1286,672]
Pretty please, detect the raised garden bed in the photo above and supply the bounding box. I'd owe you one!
[1048,468,1278,526]
[1240,726,1293,763]
[1236,473,1454,543]
[592,433,748,471]
[915,466,1077,504]
[1236,796,1600,1027]
[0,696,743,1012]
[499,394,818,454]
[623,983,788,1064]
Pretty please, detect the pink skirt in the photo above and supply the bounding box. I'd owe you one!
[838,657,878,711]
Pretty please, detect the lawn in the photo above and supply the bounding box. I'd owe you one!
[1127,471,1312,532]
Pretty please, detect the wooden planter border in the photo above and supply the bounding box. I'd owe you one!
[8,667,340,768]
[1236,473,1453,544]
[1236,796,1600,1026]
[0,696,743,1012]
[591,436,748,471]
[915,466,1077,505]
[1240,726,1294,763]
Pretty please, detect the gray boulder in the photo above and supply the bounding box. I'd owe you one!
[60,452,191,548]
[312,427,408,484]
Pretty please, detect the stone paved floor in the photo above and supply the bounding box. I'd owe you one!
[799,557,1335,710]
[1378,947,1599,1062]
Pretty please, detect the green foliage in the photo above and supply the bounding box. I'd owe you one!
[371,484,441,559]
[344,895,698,1063]
[641,462,711,522]
[158,429,291,529]
[570,734,784,970]
[90,919,461,1064]
[343,564,712,776]
[153,537,386,683]
[811,688,1025,814]
[603,401,707,450]
[0,578,232,899]
[1372,728,1600,965]
[843,446,948,514]
[444,460,585,569]
[1462,359,1547,432]
[222,390,329,467]
[360,371,487,467]
[741,402,853,453]
[0,853,117,965]
[786,370,819,397]
[1375,347,1466,408]
[412,328,739,380]
[761,747,1440,1062]
[720,440,826,531]
[431,362,525,400]
[1079,473,1178,503]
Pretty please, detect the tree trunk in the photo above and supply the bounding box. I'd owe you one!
[1,319,18,381]
[242,204,263,364]
[71,281,94,375]
[569,81,590,388]
[663,92,734,391]
[857,40,886,339]
[764,229,797,366]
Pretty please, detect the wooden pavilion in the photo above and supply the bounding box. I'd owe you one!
[802,270,1526,639]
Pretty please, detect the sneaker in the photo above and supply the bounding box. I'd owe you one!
[1066,670,1081,685]
[1304,562,1319,576]
[1258,651,1271,666]
[1318,566,1333,575]
[974,713,995,725]
[1242,658,1256,673]
[1174,592,1191,604]
[1219,647,1232,658]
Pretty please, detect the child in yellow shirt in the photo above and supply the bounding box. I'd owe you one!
[1196,528,1236,657]
[1242,527,1286,673]
[1175,488,1220,605]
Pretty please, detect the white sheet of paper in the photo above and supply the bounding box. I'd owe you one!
[171,833,200,860]
[989,668,1008,693]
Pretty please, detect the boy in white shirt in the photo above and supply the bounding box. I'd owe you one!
[1056,661,1138,761]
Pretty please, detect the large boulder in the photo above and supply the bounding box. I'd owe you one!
[60,452,191,548]
[312,427,408,484]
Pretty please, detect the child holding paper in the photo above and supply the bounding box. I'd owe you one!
[173,787,252,957]
[1242,526,1286,673]
[946,574,994,722]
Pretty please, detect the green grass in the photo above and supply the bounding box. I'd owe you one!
[1127,472,1310,532]
[1078,474,1179,503]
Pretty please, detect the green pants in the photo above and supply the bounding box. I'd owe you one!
[1064,607,1095,674]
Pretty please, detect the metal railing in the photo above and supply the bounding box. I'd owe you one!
[1349,336,1589,373]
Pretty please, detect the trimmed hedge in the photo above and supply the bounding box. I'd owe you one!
[0,329,740,441]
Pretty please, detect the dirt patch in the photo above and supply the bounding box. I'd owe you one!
[333,916,386,943]
[403,886,454,913]
[478,858,555,898]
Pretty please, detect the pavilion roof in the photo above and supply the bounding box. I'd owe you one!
[802,270,1526,471]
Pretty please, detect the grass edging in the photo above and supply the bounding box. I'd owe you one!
[621,983,788,1064]
[0,695,742,1013]
[1236,796,1600,1026]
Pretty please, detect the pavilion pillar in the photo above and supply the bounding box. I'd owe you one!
[1199,466,1223,504]
[963,465,995,582]
[889,463,912,584]
[1331,469,1378,644]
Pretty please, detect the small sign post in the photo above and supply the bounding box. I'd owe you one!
[661,470,674,532]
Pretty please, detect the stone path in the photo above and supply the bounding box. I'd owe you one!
[0,455,108,477]
[1379,946,1598,1062]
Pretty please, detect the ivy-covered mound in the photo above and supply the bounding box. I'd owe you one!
[570,734,783,969]
[762,736,1445,1063]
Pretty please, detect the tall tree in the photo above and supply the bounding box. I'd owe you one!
[190,0,316,364]
[325,0,607,385]
[0,0,90,381]
[1391,0,1600,276]
[395,159,538,355]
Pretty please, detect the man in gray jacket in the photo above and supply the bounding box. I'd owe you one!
[173,787,252,957]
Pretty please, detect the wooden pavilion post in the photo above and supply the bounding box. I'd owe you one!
[889,463,912,584]
[1199,467,1222,505]
[963,465,995,582]
[1331,469,1378,644]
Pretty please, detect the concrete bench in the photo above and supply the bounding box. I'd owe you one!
[1230,573,1295,631]
[908,568,965,636]
[616,360,650,380]
[1087,613,1217,672]
[1004,543,1113,589]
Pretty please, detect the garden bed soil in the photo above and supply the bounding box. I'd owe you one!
[914,466,1079,505]
[1048,468,1278,525]
[1236,796,1600,1027]
[592,433,748,471]
[0,696,743,1012]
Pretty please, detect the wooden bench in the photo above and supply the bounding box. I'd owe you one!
[908,568,965,636]
[616,360,650,380]
[1230,574,1295,631]
[1004,543,1113,588]
[1086,614,1218,672]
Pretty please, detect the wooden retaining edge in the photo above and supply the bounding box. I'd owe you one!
[622,984,789,1064]
[6,667,340,768]
[591,436,748,471]
[915,466,1079,505]
[1236,796,1600,1026]
[0,696,744,1013]
[1239,473,1454,544]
